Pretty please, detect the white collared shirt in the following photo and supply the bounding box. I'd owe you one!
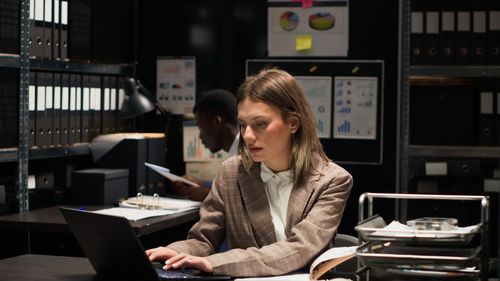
[260,162,294,241]
[227,133,239,157]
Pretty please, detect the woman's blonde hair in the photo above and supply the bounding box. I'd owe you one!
[237,68,329,186]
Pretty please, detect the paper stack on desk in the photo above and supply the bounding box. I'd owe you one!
[93,195,201,221]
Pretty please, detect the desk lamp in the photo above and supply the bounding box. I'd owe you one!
[121,77,155,119]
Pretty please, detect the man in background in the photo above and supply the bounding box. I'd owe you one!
[172,89,239,201]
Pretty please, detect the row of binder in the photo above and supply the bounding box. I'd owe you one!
[410,79,500,146]
[411,0,500,65]
[28,71,133,148]
[29,0,69,59]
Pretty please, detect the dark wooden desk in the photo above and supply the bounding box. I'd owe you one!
[0,205,199,258]
[0,254,97,281]
[0,205,199,237]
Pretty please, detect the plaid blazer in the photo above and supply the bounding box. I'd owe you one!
[167,154,353,277]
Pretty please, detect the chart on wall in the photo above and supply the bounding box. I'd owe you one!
[156,57,196,115]
[246,59,384,165]
[267,0,349,57]
[333,76,378,140]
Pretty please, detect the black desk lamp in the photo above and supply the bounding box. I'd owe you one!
[120,77,171,126]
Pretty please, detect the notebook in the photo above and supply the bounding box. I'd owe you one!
[60,207,231,281]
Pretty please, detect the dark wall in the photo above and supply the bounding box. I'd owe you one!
[136,0,400,235]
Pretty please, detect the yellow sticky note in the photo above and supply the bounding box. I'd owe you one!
[296,35,312,51]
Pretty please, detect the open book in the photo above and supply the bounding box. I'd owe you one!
[145,162,199,187]
[235,246,357,281]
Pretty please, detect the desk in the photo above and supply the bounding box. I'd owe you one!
[0,205,199,258]
[0,254,97,281]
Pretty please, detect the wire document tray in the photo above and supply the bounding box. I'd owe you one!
[355,214,481,245]
[355,193,489,281]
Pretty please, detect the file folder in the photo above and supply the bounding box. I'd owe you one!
[0,0,20,54]
[411,1,425,65]
[81,74,90,142]
[44,72,54,146]
[61,73,70,145]
[35,72,50,147]
[90,75,102,140]
[424,10,440,65]
[109,76,118,133]
[471,8,487,65]
[487,1,500,65]
[60,0,68,59]
[102,76,112,134]
[496,90,500,146]
[455,4,472,65]
[439,0,456,65]
[52,72,62,146]
[29,72,36,147]
[69,73,81,144]
[479,90,495,145]
[28,0,36,57]
[43,0,53,58]
[33,0,44,57]
[53,0,60,59]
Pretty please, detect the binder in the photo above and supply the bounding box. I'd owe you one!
[487,0,500,65]
[478,86,495,146]
[35,72,50,147]
[0,0,20,54]
[60,73,70,145]
[496,89,500,146]
[102,76,112,134]
[29,72,36,147]
[52,72,62,146]
[424,10,440,65]
[44,72,54,146]
[43,0,53,58]
[28,0,36,57]
[33,0,44,57]
[60,0,68,59]
[471,6,488,65]
[109,76,118,133]
[117,77,131,132]
[81,74,90,142]
[53,0,60,59]
[410,1,425,65]
[439,0,456,65]
[90,75,102,140]
[455,3,472,65]
[69,73,81,144]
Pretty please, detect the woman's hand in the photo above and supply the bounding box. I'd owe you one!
[145,246,178,262]
[163,252,213,273]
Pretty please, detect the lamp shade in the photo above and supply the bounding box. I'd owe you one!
[121,77,155,119]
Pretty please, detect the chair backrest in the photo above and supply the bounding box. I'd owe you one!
[334,233,359,275]
[334,233,359,247]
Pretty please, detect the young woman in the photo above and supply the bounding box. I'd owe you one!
[146,69,353,277]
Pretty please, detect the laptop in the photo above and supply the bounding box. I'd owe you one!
[60,207,232,281]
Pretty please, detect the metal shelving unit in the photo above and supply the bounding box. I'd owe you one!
[1,1,136,212]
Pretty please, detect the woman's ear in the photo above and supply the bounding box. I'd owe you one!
[288,115,300,133]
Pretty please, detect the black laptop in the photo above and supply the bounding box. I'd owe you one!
[60,207,231,281]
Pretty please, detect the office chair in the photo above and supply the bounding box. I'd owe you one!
[333,233,359,275]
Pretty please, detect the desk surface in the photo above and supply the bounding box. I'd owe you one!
[0,205,199,237]
[1,254,97,281]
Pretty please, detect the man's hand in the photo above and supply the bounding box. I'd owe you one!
[171,176,210,202]
[163,252,213,273]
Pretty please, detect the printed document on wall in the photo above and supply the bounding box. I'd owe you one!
[267,0,349,57]
[333,76,378,140]
[296,76,332,138]
[156,57,196,115]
